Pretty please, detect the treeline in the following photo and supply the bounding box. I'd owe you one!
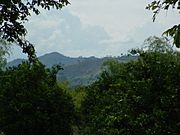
[0,36,180,135]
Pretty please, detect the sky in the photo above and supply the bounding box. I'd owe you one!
[8,0,180,61]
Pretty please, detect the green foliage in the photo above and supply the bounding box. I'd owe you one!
[57,80,71,91]
[146,0,179,21]
[146,0,180,47]
[57,82,87,135]
[0,0,70,60]
[163,24,180,47]
[70,87,87,110]
[58,58,103,87]
[0,61,75,135]
[81,40,180,134]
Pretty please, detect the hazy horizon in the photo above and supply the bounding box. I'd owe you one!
[8,0,180,61]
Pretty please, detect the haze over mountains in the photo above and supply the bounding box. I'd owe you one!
[7,52,137,87]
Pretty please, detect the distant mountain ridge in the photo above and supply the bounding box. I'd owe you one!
[7,52,137,87]
[7,52,87,67]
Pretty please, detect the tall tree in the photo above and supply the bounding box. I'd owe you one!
[146,0,180,47]
[81,37,180,135]
[0,0,70,61]
[0,62,75,135]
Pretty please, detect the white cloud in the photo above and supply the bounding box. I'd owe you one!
[25,10,112,57]
[8,0,180,60]
[68,0,179,39]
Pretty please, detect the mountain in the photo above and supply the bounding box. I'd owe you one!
[58,57,103,86]
[7,52,137,87]
[38,52,86,67]
[6,58,26,67]
[7,52,85,68]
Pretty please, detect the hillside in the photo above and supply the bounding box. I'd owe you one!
[58,57,103,86]
[7,52,85,67]
[7,52,137,87]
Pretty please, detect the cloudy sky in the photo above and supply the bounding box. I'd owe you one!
[8,0,180,60]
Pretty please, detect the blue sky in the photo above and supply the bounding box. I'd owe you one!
[8,0,180,61]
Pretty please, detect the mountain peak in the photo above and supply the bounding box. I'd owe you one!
[7,52,137,87]
[40,52,65,58]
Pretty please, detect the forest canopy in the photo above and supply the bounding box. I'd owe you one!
[81,38,180,135]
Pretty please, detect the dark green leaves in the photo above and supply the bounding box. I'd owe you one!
[147,0,180,47]
[0,61,75,135]
[81,40,180,135]
[163,24,180,47]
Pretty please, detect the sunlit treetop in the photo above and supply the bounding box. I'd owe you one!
[146,0,180,47]
[0,0,70,61]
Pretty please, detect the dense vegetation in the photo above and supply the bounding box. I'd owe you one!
[81,54,180,134]
[0,62,75,135]
[80,38,180,134]
[0,0,179,134]
[0,37,180,135]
